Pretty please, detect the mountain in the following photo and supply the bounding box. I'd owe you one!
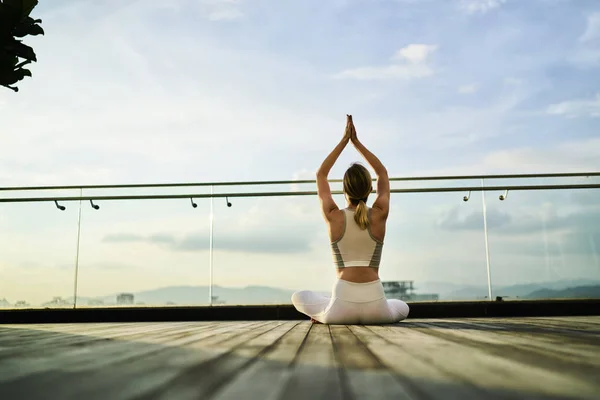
[410,282,480,299]
[12,278,600,307]
[523,285,600,299]
[434,279,600,300]
[82,285,298,306]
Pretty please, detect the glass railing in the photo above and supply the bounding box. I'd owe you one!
[484,179,600,301]
[1,172,599,309]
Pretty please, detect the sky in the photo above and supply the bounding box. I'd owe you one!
[1,0,599,305]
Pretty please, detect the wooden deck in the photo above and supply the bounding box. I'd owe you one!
[0,317,599,399]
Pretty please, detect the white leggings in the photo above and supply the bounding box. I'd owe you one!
[291,279,410,325]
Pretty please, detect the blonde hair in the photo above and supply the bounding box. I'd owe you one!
[343,163,372,230]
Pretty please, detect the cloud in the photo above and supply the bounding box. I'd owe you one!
[103,233,146,243]
[481,138,600,172]
[102,230,312,254]
[570,190,600,207]
[206,0,244,21]
[392,44,438,64]
[290,168,316,192]
[439,200,600,235]
[438,206,512,231]
[579,12,600,43]
[101,197,323,254]
[458,83,479,94]
[435,197,600,268]
[333,44,437,80]
[459,0,506,14]
[546,93,600,118]
[167,0,245,21]
[571,12,600,67]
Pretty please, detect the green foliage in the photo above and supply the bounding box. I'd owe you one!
[0,0,43,92]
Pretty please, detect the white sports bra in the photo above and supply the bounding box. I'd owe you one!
[330,208,383,269]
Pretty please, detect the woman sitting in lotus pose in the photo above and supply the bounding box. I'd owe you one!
[291,115,409,325]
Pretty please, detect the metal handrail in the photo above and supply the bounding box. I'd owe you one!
[1,183,599,204]
[1,171,599,192]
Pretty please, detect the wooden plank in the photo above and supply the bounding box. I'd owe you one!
[430,318,600,349]
[0,323,196,359]
[65,321,283,400]
[414,318,600,355]
[409,320,600,381]
[0,322,224,363]
[276,323,347,400]
[143,321,296,400]
[0,323,268,399]
[209,322,311,400]
[461,317,600,336]
[349,325,491,400]
[329,325,420,400]
[368,323,599,399]
[534,316,600,326]
[0,323,131,344]
[491,317,600,334]
[0,321,253,386]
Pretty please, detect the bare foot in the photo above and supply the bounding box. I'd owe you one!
[310,318,322,324]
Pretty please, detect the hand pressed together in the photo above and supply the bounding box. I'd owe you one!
[345,114,358,144]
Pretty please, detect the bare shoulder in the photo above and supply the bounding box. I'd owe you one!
[328,208,346,223]
[328,208,346,242]
[369,206,387,242]
[369,206,389,223]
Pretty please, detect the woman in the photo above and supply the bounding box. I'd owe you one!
[291,115,410,325]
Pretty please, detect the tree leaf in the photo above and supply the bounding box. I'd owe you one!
[1,84,19,92]
[20,67,32,77]
[0,54,18,70]
[0,67,31,85]
[21,0,39,20]
[4,40,37,62]
[13,21,44,37]
[3,0,39,21]
[0,5,14,37]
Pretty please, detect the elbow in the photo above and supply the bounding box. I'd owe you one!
[376,167,388,178]
[316,169,328,178]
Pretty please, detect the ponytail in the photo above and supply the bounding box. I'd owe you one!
[354,199,370,230]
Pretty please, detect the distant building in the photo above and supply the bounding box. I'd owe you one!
[43,297,71,307]
[117,293,134,305]
[412,293,440,301]
[383,281,439,302]
[382,281,415,301]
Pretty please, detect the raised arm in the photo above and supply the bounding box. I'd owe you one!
[316,118,351,221]
[348,116,390,219]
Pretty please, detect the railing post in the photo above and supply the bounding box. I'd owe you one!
[73,188,82,309]
[481,179,493,301]
[209,185,214,306]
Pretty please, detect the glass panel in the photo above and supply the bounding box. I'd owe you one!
[74,191,212,308]
[487,182,600,301]
[381,184,490,301]
[0,191,80,309]
[211,183,329,306]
